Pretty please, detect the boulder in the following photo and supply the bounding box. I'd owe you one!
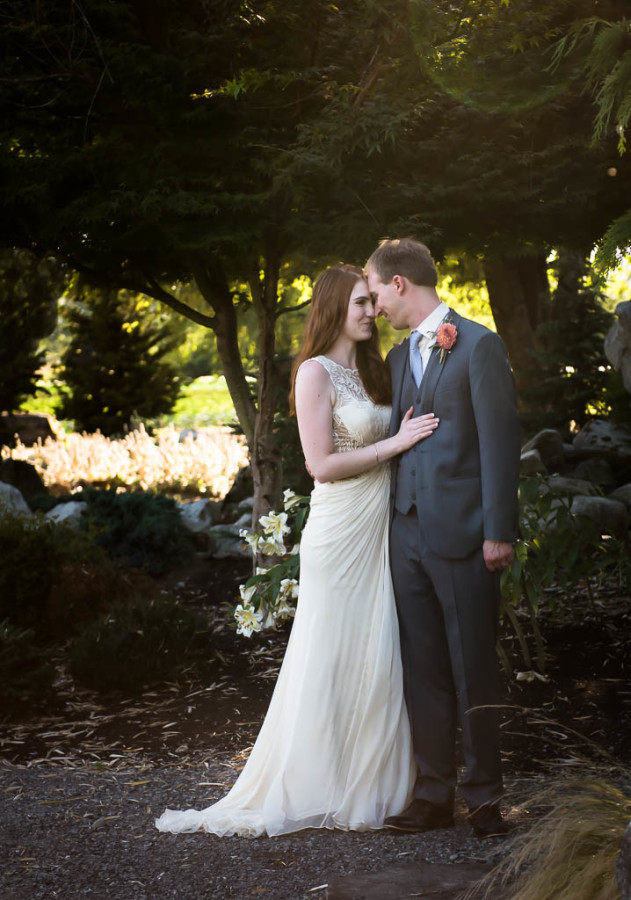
[618,820,631,900]
[563,441,578,461]
[521,429,565,470]
[177,498,222,534]
[573,419,631,462]
[520,449,547,476]
[45,501,89,529]
[208,524,251,559]
[609,484,631,512]
[541,476,598,498]
[605,300,631,393]
[0,458,48,499]
[0,482,33,519]
[571,457,616,490]
[570,495,629,539]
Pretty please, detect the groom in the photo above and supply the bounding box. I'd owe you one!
[366,239,521,839]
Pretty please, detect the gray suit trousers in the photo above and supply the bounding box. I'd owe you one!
[390,507,503,809]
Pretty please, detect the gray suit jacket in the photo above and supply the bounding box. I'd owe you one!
[388,310,521,559]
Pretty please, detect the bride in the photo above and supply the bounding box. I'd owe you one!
[155,264,439,837]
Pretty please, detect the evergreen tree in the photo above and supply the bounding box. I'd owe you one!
[57,286,180,436]
[0,248,65,414]
[521,250,614,437]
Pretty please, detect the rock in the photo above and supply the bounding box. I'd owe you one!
[571,457,616,490]
[0,412,58,447]
[178,428,201,443]
[563,441,578,460]
[605,300,631,393]
[45,501,89,529]
[521,429,565,470]
[0,458,48,499]
[177,499,222,534]
[618,821,631,900]
[326,860,498,900]
[0,482,34,519]
[571,495,629,539]
[609,484,631,512]
[541,476,598,497]
[234,511,252,529]
[573,419,631,462]
[208,524,251,559]
[520,449,547,476]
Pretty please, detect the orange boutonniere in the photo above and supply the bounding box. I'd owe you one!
[436,322,457,363]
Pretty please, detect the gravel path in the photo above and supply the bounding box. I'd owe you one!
[1,751,527,899]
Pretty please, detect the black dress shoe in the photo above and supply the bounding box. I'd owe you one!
[383,798,454,833]
[467,803,510,838]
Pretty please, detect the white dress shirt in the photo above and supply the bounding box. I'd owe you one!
[410,301,449,373]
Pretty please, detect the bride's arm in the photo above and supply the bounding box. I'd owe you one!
[295,359,439,483]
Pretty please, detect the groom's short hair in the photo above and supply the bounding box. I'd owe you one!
[367,238,438,287]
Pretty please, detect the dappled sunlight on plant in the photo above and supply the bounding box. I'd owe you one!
[3,423,249,498]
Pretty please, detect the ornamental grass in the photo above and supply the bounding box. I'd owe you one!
[471,777,631,900]
[4,423,248,497]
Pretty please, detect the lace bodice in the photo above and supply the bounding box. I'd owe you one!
[307,356,391,452]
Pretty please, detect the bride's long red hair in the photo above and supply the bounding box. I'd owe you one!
[289,264,391,413]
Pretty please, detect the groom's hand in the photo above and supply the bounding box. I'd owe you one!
[483,540,513,573]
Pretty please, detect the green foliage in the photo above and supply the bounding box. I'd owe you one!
[57,285,181,437]
[35,488,195,575]
[500,476,631,674]
[0,619,55,708]
[234,492,310,636]
[0,248,66,415]
[69,595,211,693]
[520,251,614,436]
[0,513,99,635]
[0,511,127,643]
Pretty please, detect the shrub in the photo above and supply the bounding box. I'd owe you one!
[0,512,125,639]
[69,595,211,692]
[478,777,631,900]
[0,619,55,709]
[79,488,194,574]
[30,488,195,575]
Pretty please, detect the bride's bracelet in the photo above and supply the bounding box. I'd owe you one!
[373,444,380,465]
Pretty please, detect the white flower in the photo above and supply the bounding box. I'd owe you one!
[279,577,299,600]
[261,608,277,630]
[234,603,263,637]
[259,511,290,541]
[289,543,300,556]
[274,600,296,622]
[283,489,300,510]
[258,537,286,557]
[239,583,257,605]
[239,529,259,553]
[255,566,269,576]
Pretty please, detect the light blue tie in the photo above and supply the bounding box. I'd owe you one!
[409,330,424,387]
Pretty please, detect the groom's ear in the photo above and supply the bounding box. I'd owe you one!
[392,274,405,294]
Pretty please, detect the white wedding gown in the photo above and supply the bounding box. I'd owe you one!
[155,356,414,837]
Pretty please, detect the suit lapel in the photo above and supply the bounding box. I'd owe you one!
[389,339,409,435]
[419,309,461,412]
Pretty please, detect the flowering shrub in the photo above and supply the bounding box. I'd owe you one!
[234,489,310,636]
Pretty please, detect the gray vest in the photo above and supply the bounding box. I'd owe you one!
[394,358,423,515]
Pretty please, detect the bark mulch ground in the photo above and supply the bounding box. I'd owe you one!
[1,558,630,899]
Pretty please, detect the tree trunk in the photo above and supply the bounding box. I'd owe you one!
[192,262,256,447]
[483,254,550,401]
[249,245,284,525]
